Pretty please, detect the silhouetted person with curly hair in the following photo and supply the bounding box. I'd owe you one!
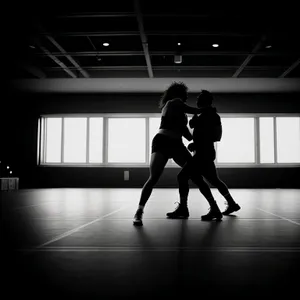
[133,82,202,226]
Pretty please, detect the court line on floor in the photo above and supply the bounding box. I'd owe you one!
[36,206,129,249]
[94,217,300,221]
[256,207,300,226]
[29,217,296,221]
[20,246,300,253]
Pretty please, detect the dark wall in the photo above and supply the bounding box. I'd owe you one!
[1,91,300,189]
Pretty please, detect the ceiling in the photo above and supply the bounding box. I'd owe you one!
[5,1,300,92]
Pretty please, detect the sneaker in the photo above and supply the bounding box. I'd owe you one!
[201,205,223,221]
[133,209,143,226]
[166,202,189,219]
[222,203,241,215]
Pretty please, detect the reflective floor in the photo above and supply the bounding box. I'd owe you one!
[1,188,300,298]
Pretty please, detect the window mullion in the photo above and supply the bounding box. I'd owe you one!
[145,117,149,164]
[103,117,108,165]
[86,117,90,164]
[61,118,65,163]
[41,117,46,164]
[255,117,260,164]
[274,117,278,164]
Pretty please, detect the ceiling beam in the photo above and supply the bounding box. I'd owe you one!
[134,0,153,78]
[35,50,299,57]
[86,36,97,51]
[40,31,140,37]
[44,35,89,78]
[52,12,255,19]
[33,21,86,78]
[21,64,47,78]
[279,58,300,78]
[35,41,77,78]
[232,35,266,78]
[46,66,283,71]
[54,13,222,18]
[17,60,47,78]
[38,31,254,37]
[55,12,136,18]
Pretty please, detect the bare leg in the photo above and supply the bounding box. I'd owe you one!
[138,152,168,206]
[133,152,168,225]
[168,155,222,221]
[201,161,235,204]
[178,157,216,206]
[201,161,240,215]
[172,148,192,206]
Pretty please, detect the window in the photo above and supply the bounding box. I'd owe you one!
[217,118,255,163]
[276,117,300,163]
[45,118,62,163]
[39,114,300,167]
[89,118,103,163]
[108,118,146,163]
[64,118,87,163]
[259,117,274,163]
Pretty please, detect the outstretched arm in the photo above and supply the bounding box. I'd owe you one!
[172,98,202,114]
[183,103,202,114]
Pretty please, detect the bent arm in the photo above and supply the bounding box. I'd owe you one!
[189,114,198,129]
[183,103,202,114]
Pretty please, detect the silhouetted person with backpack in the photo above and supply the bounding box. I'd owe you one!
[167,90,241,221]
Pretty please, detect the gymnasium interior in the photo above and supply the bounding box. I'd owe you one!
[2,1,300,298]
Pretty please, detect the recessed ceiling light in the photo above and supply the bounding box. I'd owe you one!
[212,44,219,48]
[103,42,110,47]
[177,42,181,46]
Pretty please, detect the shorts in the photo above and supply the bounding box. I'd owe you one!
[151,133,190,160]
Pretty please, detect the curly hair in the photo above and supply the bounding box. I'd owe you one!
[159,81,188,109]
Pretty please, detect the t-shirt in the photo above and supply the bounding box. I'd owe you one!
[189,106,222,158]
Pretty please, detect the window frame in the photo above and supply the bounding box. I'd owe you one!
[38,113,300,168]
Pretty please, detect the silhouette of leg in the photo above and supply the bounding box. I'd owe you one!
[187,158,222,221]
[165,147,192,218]
[133,152,168,225]
[168,156,222,220]
[202,161,241,215]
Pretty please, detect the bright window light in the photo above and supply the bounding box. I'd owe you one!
[108,118,146,163]
[89,118,103,163]
[64,118,87,163]
[45,118,62,163]
[40,115,300,167]
[277,117,300,163]
[259,117,274,163]
[217,118,255,163]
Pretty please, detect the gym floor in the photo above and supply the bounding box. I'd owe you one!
[1,188,300,299]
